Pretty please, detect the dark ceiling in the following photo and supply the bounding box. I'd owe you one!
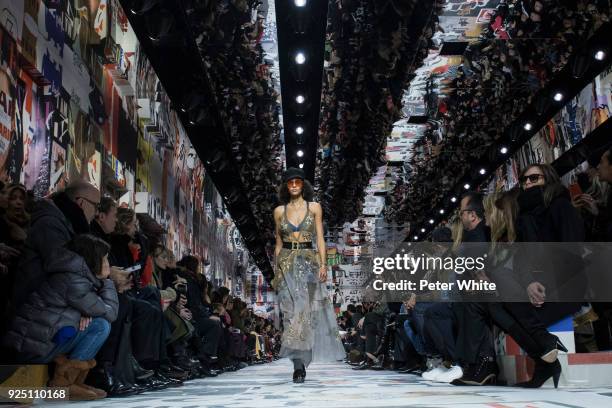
[274,0,329,182]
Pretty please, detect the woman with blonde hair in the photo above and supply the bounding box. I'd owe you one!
[450,215,463,253]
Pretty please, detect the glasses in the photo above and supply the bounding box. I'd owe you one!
[287,179,303,188]
[77,196,100,212]
[519,174,544,184]
[459,209,474,215]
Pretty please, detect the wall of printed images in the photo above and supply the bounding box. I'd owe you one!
[484,65,612,193]
[0,0,252,289]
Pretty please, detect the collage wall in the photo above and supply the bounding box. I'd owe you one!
[483,64,612,193]
[0,0,250,287]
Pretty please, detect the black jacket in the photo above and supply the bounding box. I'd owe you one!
[516,186,585,243]
[515,187,586,298]
[90,220,111,244]
[4,248,118,359]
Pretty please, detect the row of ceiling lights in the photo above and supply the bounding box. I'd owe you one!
[292,1,308,169]
[411,48,608,241]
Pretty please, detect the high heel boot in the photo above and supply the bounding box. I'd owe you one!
[540,336,568,363]
[516,359,561,388]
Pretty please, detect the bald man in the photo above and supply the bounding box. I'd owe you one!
[14,181,101,306]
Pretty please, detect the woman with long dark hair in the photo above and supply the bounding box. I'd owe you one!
[273,167,344,383]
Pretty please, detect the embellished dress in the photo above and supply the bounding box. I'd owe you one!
[273,203,345,367]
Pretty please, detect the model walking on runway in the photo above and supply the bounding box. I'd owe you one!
[272,167,345,383]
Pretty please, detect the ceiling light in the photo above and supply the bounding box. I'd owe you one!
[429,219,434,224]
[500,146,508,154]
[523,122,533,131]
[450,196,457,203]
[296,95,305,104]
[594,50,606,61]
[463,183,471,190]
[298,163,304,169]
[553,92,564,102]
[414,236,419,240]
[439,209,445,214]
[479,168,486,175]
[297,150,304,157]
[294,0,307,6]
[295,52,306,64]
[420,228,426,233]
[296,126,304,134]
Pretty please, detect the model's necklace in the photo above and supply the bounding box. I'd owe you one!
[288,199,305,209]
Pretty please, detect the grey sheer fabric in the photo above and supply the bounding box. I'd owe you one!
[274,204,345,368]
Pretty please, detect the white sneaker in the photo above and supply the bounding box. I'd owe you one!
[422,365,448,381]
[436,365,463,383]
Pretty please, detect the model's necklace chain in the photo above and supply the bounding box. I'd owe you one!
[288,199,306,210]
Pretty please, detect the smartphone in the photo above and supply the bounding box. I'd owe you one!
[568,183,583,199]
[123,264,142,273]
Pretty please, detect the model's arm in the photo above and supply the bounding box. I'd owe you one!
[312,202,327,282]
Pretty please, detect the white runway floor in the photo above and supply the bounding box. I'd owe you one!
[39,360,612,408]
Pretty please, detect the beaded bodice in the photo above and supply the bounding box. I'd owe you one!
[280,202,315,243]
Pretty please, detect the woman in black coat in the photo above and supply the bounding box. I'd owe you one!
[505,163,585,388]
[3,234,118,399]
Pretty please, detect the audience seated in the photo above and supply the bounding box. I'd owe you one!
[2,149,612,399]
[3,234,118,400]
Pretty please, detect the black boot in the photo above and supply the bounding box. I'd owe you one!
[86,362,139,397]
[540,335,568,363]
[293,366,306,383]
[131,355,154,381]
[452,356,498,386]
[515,359,561,388]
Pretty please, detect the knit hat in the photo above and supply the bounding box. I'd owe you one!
[282,167,305,183]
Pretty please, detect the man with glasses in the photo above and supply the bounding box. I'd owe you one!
[14,180,101,307]
[422,192,493,384]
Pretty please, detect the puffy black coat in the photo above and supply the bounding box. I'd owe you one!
[3,248,119,359]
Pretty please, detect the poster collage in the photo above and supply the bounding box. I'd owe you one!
[483,64,612,194]
[0,0,255,292]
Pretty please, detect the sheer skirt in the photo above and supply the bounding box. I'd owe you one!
[274,248,345,368]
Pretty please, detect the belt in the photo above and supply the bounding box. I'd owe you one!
[282,241,313,250]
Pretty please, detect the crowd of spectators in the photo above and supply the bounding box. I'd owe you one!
[340,148,612,387]
[0,180,281,400]
[1,146,611,398]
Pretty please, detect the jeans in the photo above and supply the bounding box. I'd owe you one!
[34,318,111,363]
[404,302,436,355]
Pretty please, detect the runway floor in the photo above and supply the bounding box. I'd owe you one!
[39,360,612,408]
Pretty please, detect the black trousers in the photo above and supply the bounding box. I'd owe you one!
[129,287,169,365]
[97,293,132,363]
[393,317,422,367]
[424,303,457,362]
[364,311,384,355]
[192,314,222,358]
[95,293,137,385]
[503,302,580,347]
[454,302,497,365]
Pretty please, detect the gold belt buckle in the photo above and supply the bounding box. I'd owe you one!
[292,241,299,250]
